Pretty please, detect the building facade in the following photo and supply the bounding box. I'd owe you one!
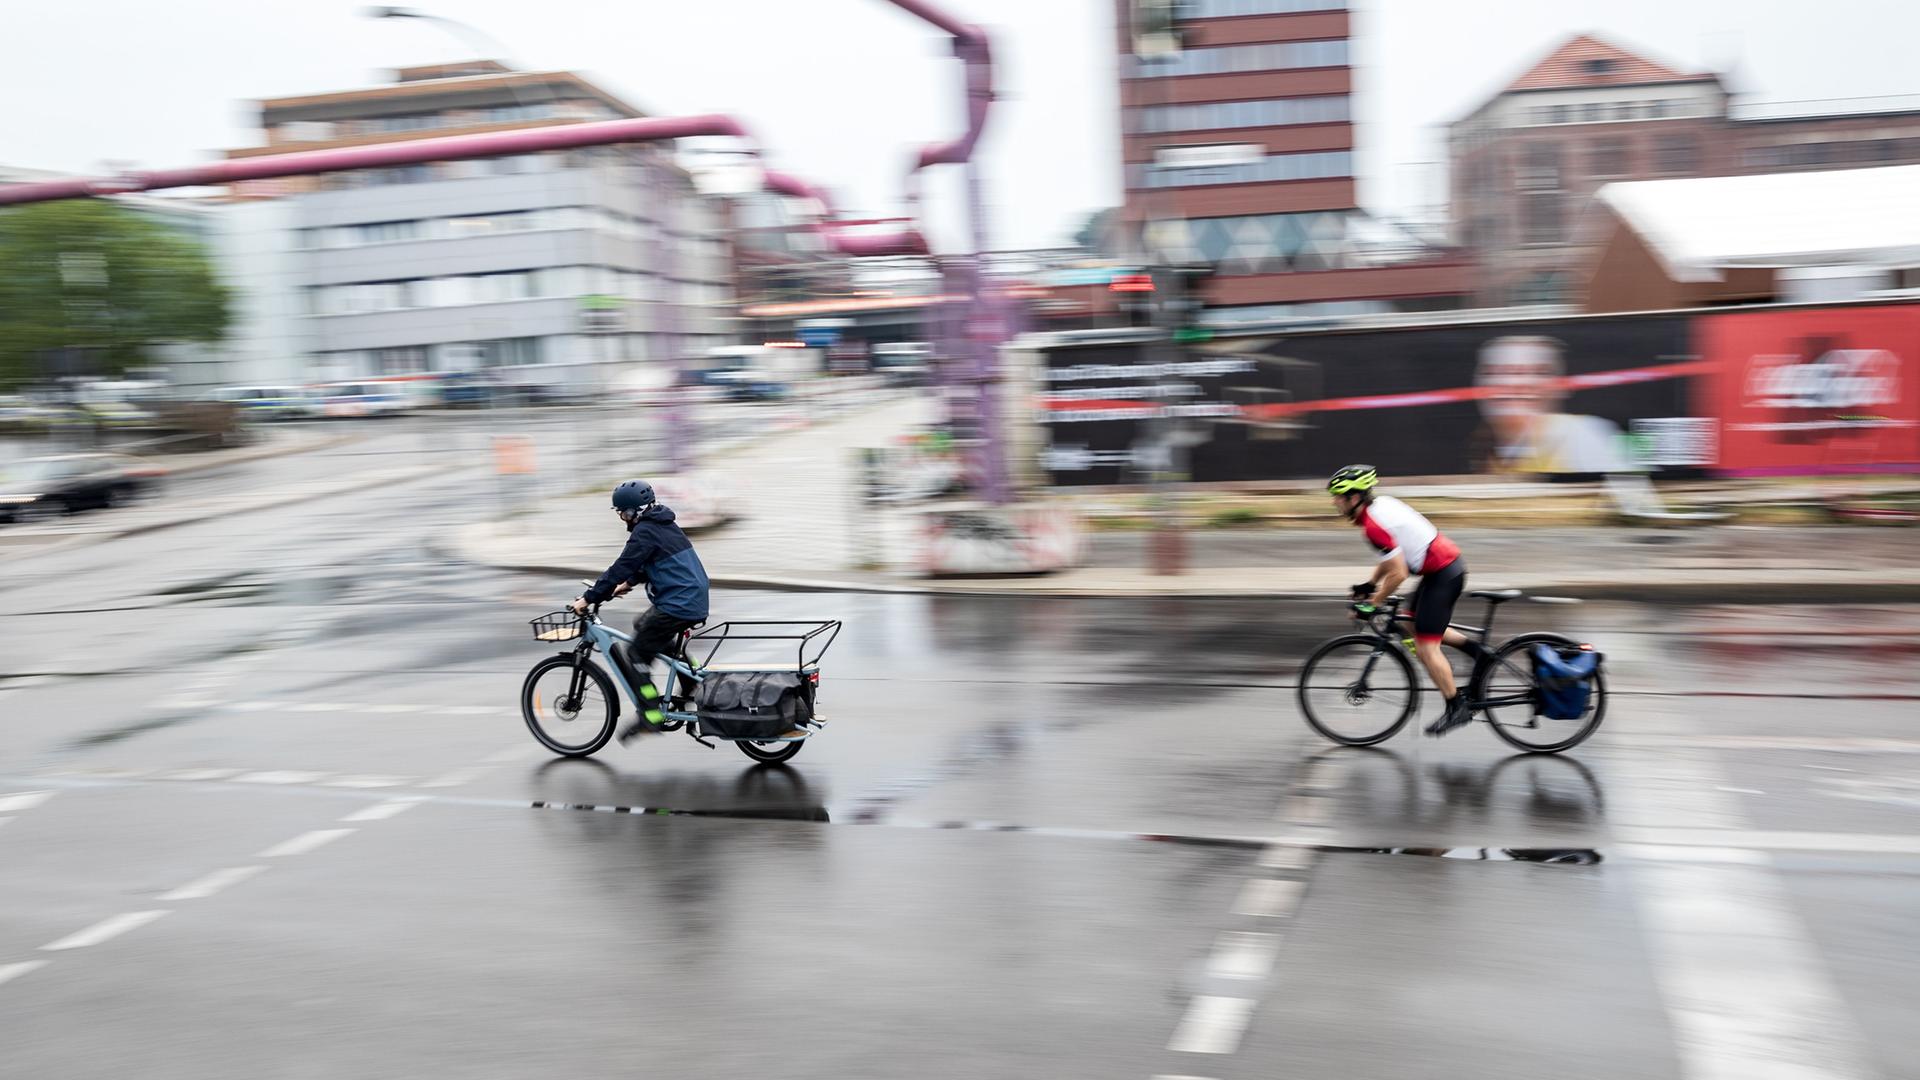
[1450,34,1920,307]
[1114,0,1469,324]
[223,61,733,389]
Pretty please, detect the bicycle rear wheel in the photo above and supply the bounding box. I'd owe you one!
[522,656,618,758]
[1473,633,1607,754]
[1298,635,1418,746]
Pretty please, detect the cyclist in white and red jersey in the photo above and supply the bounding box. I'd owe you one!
[1328,464,1482,736]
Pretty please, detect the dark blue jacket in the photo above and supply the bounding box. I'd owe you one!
[583,504,710,621]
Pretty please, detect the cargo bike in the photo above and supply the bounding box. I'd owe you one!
[521,594,840,764]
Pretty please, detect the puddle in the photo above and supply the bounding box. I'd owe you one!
[1320,845,1603,865]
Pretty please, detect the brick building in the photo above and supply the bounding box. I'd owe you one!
[1113,0,1469,325]
[1451,33,1920,308]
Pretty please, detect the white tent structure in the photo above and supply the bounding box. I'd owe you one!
[1594,165,1920,283]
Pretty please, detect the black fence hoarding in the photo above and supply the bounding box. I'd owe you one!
[1034,314,1702,486]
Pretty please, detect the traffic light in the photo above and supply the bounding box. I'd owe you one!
[1153,265,1215,333]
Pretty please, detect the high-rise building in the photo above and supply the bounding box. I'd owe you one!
[1450,33,1920,308]
[221,60,734,389]
[1114,0,1469,324]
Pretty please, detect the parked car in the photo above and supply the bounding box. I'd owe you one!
[313,382,409,419]
[705,369,791,402]
[0,453,165,523]
[212,385,313,421]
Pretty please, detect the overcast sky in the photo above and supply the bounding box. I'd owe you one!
[6,1,1919,251]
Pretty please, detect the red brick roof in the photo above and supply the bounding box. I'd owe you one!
[1504,34,1709,93]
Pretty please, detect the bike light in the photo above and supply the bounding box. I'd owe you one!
[1578,643,1594,651]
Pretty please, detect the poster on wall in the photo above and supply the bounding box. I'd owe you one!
[1696,305,1920,475]
[1036,316,1702,485]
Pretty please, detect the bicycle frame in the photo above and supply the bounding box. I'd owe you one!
[1354,596,1535,712]
[573,617,704,726]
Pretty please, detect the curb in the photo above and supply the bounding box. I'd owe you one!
[6,462,448,566]
[153,431,360,478]
[443,552,1920,604]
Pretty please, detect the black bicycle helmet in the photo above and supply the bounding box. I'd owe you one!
[1327,464,1378,496]
[611,479,656,512]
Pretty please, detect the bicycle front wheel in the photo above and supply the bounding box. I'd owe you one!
[1473,633,1607,754]
[1298,635,1418,746]
[522,656,618,758]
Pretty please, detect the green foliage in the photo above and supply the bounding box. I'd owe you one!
[0,201,231,386]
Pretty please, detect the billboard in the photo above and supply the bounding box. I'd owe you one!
[1036,315,1702,485]
[1696,305,1920,475]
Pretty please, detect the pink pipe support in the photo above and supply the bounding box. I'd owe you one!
[884,1,993,172]
[764,169,928,257]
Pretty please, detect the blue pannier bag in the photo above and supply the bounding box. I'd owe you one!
[1531,644,1601,720]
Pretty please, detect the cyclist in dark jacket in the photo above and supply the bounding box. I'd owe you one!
[571,479,711,741]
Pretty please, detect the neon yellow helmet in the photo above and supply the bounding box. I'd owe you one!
[1327,464,1377,496]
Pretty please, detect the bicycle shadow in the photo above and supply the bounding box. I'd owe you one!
[530,756,831,823]
[1297,746,1608,856]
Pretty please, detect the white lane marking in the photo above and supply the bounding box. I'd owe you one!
[435,705,498,717]
[158,700,216,711]
[0,961,48,987]
[1206,932,1281,982]
[162,768,242,781]
[259,828,355,857]
[1167,995,1257,1054]
[0,791,54,813]
[1233,878,1304,918]
[234,771,327,785]
[41,910,170,951]
[1616,828,1920,855]
[1613,750,1879,1080]
[322,774,416,789]
[1714,786,1765,795]
[341,797,426,823]
[1617,845,1774,866]
[423,768,485,788]
[289,702,348,713]
[1636,861,1878,1080]
[1150,1076,1221,1080]
[367,704,429,714]
[158,865,266,901]
[1257,844,1313,872]
[226,701,276,712]
[1287,796,1329,826]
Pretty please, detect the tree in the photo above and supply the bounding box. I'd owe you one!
[0,200,231,386]
[1071,208,1118,255]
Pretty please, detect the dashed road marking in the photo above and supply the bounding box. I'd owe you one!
[0,961,48,987]
[259,828,355,858]
[1166,995,1257,1054]
[158,866,266,902]
[1233,878,1304,918]
[0,791,54,813]
[1206,931,1281,982]
[161,768,242,781]
[342,797,426,823]
[234,771,328,785]
[42,911,170,951]
[423,768,486,788]
[321,774,415,789]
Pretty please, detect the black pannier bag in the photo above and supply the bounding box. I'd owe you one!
[694,671,815,739]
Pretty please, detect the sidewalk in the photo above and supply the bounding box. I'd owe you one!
[450,399,1920,602]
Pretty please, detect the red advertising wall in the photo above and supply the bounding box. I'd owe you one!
[1697,305,1920,475]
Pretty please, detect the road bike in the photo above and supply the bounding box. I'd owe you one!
[1297,589,1606,754]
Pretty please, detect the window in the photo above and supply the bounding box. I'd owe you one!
[1589,138,1629,177]
[1550,105,1570,124]
[1135,149,1351,188]
[1584,57,1617,75]
[1185,0,1346,15]
[280,121,335,142]
[374,347,429,375]
[1655,134,1698,174]
[1139,95,1349,133]
[1519,142,1560,190]
[1523,195,1563,244]
[1134,38,1348,77]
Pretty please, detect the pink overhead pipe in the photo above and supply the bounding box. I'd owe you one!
[884,1,993,172]
[0,114,749,206]
[763,169,928,257]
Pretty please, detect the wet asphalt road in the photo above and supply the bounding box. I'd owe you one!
[2,426,1918,1079]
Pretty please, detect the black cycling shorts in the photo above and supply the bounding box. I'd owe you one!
[1409,558,1467,642]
